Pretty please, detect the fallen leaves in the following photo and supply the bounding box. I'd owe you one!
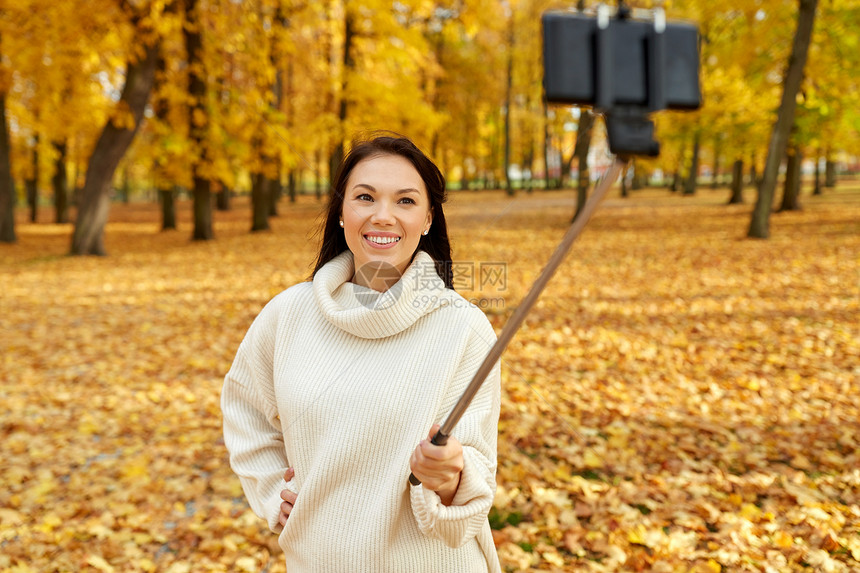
[1,185,859,571]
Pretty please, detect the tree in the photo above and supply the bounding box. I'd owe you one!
[748,0,819,239]
[249,2,291,232]
[51,141,68,223]
[779,143,803,211]
[0,30,13,243]
[143,0,185,232]
[152,48,177,231]
[25,135,37,222]
[71,2,161,255]
[0,91,15,243]
[728,159,744,204]
[502,6,514,195]
[572,110,594,221]
[329,7,355,180]
[183,0,213,241]
[683,131,701,195]
[792,0,860,193]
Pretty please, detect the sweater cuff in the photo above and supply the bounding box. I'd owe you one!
[409,448,494,547]
[451,449,493,506]
[267,477,298,534]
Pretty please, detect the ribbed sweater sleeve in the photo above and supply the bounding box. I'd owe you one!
[221,297,289,533]
[409,310,501,549]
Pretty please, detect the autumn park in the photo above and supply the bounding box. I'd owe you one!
[1,0,860,571]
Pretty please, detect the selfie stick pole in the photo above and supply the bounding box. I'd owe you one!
[409,157,627,486]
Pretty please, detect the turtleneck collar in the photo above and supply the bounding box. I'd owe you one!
[313,250,452,339]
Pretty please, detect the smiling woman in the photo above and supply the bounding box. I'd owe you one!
[221,134,503,573]
[313,135,454,290]
[339,154,433,291]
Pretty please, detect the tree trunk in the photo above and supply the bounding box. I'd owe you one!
[190,172,211,233]
[330,13,354,179]
[779,145,803,211]
[192,177,212,238]
[251,172,270,232]
[160,187,176,230]
[0,92,15,243]
[283,38,298,206]
[712,135,721,189]
[671,139,687,192]
[185,0,213,241]
[620,163,629,198]
[748,0,818,238]
[503,16,514,196]
[631,159,643,190]
[728,159,744,204]
[683,132,700,195]
[573,110,594,221]
[52,141,69,223]
[315,148,323,200]
[216,183,230,210]
[160,186,177,229]
[26,137,38,223]
[265,10,285,219]
[71,41,158,255]
[824,157,836,187]
[151,44,176,229]
[524,135,535,193]
[267,176,280,216]
[288,170,297,202]
[543,101,551,190]
[813,154,822,195]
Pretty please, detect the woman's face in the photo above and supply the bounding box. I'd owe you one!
[341,153,433,290]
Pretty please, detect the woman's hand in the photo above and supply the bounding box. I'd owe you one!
[278,467,297,526]
[409,424,464,506]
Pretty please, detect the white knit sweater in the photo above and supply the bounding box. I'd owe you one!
[221,251,502,572]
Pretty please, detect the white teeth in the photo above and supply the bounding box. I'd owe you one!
[366,235,400,245]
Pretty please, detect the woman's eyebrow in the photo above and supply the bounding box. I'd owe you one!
[351,184,420,195]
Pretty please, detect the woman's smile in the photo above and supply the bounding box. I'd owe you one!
[364,232,402,248]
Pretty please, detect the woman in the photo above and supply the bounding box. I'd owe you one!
[221,135,502,572]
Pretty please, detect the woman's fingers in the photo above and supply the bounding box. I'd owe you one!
[280,488,297,504]
[279,495,295,525]
[410,426,464,492]
[279,467,297,525]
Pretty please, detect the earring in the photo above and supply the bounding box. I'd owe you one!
[339,220,344,227]
[422,229,429,236]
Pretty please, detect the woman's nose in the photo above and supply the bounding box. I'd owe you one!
[370,200,395,224]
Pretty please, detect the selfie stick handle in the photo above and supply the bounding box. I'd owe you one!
[409,158,627,487]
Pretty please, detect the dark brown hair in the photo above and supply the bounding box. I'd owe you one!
[312,135,454,288]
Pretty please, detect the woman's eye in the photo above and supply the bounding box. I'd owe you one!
[399,197,416,205]
[356,193,373,201]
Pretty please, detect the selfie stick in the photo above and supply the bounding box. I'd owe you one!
[409,157,627,486]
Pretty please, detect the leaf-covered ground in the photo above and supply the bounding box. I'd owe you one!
[2,183,858,572]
